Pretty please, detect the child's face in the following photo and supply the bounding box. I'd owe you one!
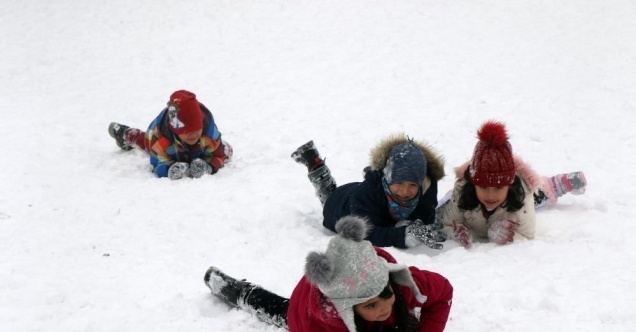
[177,129,203,145]
[475,185,509,211]
[353,287,395,322]
[388,181,419,203]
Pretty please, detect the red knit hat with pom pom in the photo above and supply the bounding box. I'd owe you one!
[166,90,204,135]
[469,120,515,187]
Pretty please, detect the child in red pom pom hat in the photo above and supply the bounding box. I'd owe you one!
[469,121,516,187]
[437,120,586,247]
[108,90,232,179]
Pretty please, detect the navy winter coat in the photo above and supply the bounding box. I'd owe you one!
[322,135,445,249]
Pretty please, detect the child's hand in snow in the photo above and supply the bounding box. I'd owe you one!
[487,219,518,245]
[452,221,473,248]
[168,162,190,180]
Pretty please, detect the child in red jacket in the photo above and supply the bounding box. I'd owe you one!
[204,215,453,332]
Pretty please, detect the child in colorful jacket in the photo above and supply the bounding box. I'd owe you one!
[437,120,587,247]
[291,134,447,249]
[108,90,231,179]
[204,215,453,332]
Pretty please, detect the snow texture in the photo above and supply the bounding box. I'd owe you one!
[2,0,636,331]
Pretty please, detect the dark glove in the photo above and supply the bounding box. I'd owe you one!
[487,219,518,245]
[452,220,473,248]
[405,220,447,249]
[190,158,213,178]
[168,162,190,180]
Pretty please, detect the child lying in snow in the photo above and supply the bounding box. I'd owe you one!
[108,90,232,179]
[204,216,453,332]
[437,120,586,247]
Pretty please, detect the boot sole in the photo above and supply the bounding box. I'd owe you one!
[204,266,216,284]
[107,122,118,139]
[108,122,133,151]
[291,140,316,160]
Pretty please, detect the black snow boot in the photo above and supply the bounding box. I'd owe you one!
[203,266,290,328]
[291,140,324,172]
[108,122,133,151]
[308,165,337,205]
[204,266,253,308]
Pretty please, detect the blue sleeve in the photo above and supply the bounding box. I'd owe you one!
[151,159,169,178]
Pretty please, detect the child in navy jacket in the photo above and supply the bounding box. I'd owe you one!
[292,134,447,249]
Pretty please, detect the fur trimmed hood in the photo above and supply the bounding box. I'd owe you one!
[369,133,445,182]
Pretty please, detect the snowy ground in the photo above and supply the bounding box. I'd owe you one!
[2,0,636,331]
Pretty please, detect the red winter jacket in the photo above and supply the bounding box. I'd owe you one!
[287,248,453,332]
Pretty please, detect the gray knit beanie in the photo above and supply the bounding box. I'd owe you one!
[383,142,427,185]
[304,216,425,332]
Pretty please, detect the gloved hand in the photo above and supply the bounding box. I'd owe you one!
[168,162,190,180]
[452,221,473,248]
[404,220,447,249]
[487,219,518,245]
[190,158,213,178]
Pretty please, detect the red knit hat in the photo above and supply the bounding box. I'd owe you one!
[166,90,204,135]
[469,120,515,187]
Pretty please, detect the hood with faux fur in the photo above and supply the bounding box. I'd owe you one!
[369,134,445,187]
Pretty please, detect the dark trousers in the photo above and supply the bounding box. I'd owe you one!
[242,285,290,329]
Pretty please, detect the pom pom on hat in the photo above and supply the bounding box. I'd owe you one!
[383,142,427,185]
[334,215,368,241]
[305,252,333,286]
[304,216,424,332]
[470,120,516,187]
[305,216,369,287]
[167,90,204,135]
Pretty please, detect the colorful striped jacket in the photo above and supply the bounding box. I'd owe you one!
[144,103,225,178]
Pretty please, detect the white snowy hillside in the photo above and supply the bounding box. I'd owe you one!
[2,0,636,331]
